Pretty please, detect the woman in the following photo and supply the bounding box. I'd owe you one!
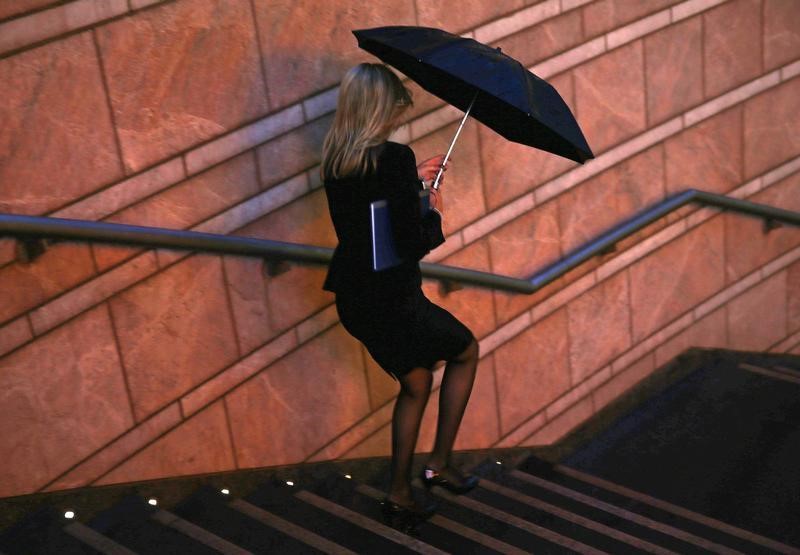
[321,63,480,525]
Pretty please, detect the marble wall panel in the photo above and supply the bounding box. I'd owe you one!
[491,10,584,68]
[644,17,703,125]
[411,121,486,232]
[421,239,497,340]
[724,173,800,283]
[480,72,575,211]
[581,0,676,39]
[97,400,235,485]
[493,308,571,434]
[96,0,268,172]
[0,243,95,325]
[592,353,654,413]
[654,307,728,367]
[629,217,726,342]
[109,255,239,421]
[763,0,800,71]
[573,40,646,153]
[362,345,398,411]
[665,107,742,195]
[222,255,280,356]
[788,260,800,333]
[558,145,665,255]
[416,0,525,35]
[0,305,132,497]
[257,116,331,190]
[727,271,788,350]
[93,152,260,271]
[252,0,416,110]
[0,32,121,215]
[226,324,370,467]
[744,78,800,179]
[0,0,60,21]
[237,189,336,332]
[488,201,562,325]
[567,271,632,383]
[703,0,763,98]
[342,424,391,459]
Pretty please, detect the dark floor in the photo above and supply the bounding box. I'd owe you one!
[562,351,800,546]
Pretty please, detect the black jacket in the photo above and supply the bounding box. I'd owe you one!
[322,142,445,298]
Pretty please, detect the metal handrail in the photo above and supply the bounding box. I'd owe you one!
[1,189,798,294]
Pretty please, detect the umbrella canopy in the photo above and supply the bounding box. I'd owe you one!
[353,25,594,165]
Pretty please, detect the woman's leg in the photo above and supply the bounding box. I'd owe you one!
[388,366,433,506]
[427,338,479,472]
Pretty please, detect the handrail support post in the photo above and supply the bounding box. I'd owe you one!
[15,238,47,263]
[263,258,292,278]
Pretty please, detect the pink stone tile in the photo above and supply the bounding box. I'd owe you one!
[227,325,370,467]
[97,400,235,485]
[521,394,593,446]
[493,308,571,434]
[727,271,788,351]
[341,423,392,459]
[417,0,525,34]
[665,107,742,196]
[0,32,121,215]
[480,72,575,211]
[222,256,280,355]
[96,0,268,172]
[421,239,496,339]
[789,261,800,333]
[180,330,297,417]
[764,0,800,71]
[475,0,561,45]
[606,10,671,50]
[581,0,677,38]
[296,304,339,344]
[109,255,239,421]
[362,345,399,411]
[257,116,331,190]
[0,316,32,358]
[573,41,646,153]
[455,354,501,450]
[558,145,665,254]
[546,365,611,420]
[29,252,158,336]
[724,172,800,283]
[0,305,133,497]
[0,0,128,55]
[744,77,800,179]
[411,121,486,232]
[671,0,728,21]
[645,17,703,125]
[253,0,416,110]
[237,189,336,332]
[0,0,60,21]
[683,70,779,128]
[488,201,562,324]
[490,10,584,68]
[629,217,726,342]
[654,307,727,367]
[703,0,763,98]
[592,353,655,413]
[462,194,535,246]
[0,242,96,326]
[53,158,186,221]
[46,403,181,491]
[567,271,632,383]
[479,311,532,355]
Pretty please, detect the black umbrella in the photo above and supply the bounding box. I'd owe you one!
[353,25,594,189]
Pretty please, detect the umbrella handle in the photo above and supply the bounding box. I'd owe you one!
[432,91,478,190]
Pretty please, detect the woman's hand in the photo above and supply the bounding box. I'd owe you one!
[417,154,448,187]
[429,187,444,214]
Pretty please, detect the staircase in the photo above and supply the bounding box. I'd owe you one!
[1,350,798,554]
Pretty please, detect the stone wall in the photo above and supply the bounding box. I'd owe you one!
[1,0,799,498]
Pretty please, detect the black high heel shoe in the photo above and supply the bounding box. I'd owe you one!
[380,498,436,533]
[420,466,479,494]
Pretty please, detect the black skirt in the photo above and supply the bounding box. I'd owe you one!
[335,288,474,379]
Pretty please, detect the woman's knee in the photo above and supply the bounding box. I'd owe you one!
[399,367,433,398]
[455,337,479,363]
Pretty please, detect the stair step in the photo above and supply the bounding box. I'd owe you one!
[0,506,105,555]
[243,480,415,553]
[518,456,794,555]
[171,485,320,553]
[86,494,220,554]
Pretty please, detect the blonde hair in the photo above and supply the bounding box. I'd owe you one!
[321,63,412,180]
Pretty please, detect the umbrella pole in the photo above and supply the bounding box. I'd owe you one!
[432,91,478,190]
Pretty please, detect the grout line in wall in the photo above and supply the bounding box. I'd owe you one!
[103,301,139,426]
[222,396,241,470]
[90,28,128,178]
[247,0,272,114]
[219,254,243,358]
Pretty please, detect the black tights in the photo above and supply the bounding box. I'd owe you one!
[388,338,479,505]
